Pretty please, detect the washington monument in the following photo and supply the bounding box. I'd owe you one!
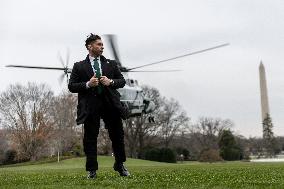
[259,61,270,121]
[259,61,274,139]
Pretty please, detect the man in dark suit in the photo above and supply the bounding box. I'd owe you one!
[68,33,130,179]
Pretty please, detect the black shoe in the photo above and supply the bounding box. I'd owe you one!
[113,162,130,176]
[87,171,97,179]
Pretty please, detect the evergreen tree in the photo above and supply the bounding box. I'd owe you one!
[262,113,276,157]
[218,130,242,160]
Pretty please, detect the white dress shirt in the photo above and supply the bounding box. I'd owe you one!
[89,55,102,75]
[86,55,102,88]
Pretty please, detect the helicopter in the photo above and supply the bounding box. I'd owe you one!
[6,35,229,120]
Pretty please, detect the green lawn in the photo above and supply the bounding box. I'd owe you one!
[1,156,284,188]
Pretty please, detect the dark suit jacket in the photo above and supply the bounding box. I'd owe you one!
[68,55,126,125]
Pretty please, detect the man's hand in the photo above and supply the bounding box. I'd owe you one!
[100,76,111,86]
[88,75,99,87]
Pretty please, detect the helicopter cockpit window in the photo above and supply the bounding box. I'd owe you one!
[129,79,135,86]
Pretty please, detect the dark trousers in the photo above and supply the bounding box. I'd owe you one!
[83,98,126,171]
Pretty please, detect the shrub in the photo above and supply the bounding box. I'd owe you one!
[144,147,177,163]
[4,149,17,164]
[175,147,190,160]
[218,130,242,160]
[62,151,73,156]
[220,147,241,161]
[0,150,4,165]
[144,148,160,161]
[73,145,84,157]
[159,148,176,163]
[198,149,223,162]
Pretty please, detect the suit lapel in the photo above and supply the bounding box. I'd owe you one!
[101,58,106,76]
[100,56,109,76]
[82,55,109,78]
[83,55,94,78]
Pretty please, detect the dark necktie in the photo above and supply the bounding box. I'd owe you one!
[93,58,102,94]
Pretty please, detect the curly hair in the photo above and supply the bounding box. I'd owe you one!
[85,33,101,49]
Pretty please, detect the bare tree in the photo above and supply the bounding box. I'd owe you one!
[0,129,9,163]
[124,116,160,158]
[123,85,190,156]
[124,117,139,158]
[190,117,233,151]
[97,125,112,155]
[124,85,162,158]
[0,83,54,160]
[49,90,78,157]
[157,97,190,148]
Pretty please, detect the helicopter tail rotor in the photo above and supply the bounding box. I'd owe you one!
[58,73,66,85]
[57,49,70,85]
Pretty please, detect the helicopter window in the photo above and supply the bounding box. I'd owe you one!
[118,88,144,103]
[128,91,135,99]
[126,79,131,86]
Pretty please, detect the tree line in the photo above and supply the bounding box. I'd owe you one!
[0,83,282,164]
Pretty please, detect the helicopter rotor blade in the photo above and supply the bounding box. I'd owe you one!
[127,43,229,71]
[66,48,70,68]
[127,70,182,72]
[6,65,66,70]
[57,52,65,68]
[58,73,66,85]
[6,49,72,86]
[104,34,121,66]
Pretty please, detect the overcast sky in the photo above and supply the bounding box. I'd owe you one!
[1,0,283,137]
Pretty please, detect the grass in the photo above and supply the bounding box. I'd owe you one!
[0,156,74,168]
[1,156,284,188]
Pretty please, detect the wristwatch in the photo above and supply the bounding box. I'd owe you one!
[110,79,114,86]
